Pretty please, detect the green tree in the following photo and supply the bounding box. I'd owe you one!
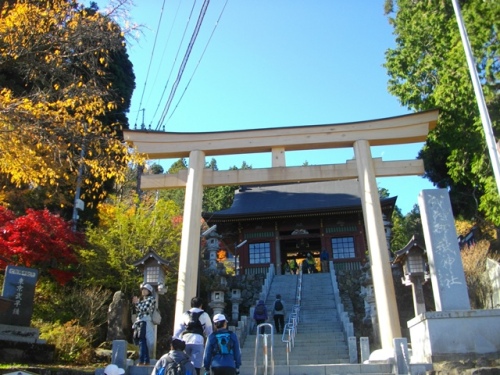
[203,158,238,212]
[378,187,390,199]
[82,194,182,294]
[153,158,249,213]
[152,158,189,209]
[390,204,423,252]
[384,0,500,224]
[149,163,164,175]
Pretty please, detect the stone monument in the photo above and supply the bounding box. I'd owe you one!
[409,189,500,362]
[0,265,54,362]
[107,291,131,341]
[0,265,38,327]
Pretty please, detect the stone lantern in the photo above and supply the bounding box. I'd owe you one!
[393,235,429,316]
[209,289,226,315]
[205,230,222,270]
[132,249,171,295]
[230,288,242,322]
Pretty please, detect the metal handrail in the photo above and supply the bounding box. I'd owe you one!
[281,270,302,365]
[254,323,275,375]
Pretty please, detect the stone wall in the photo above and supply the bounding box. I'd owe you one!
[334,264,436,350]
[223,273,267,320]
[217,265,438,350]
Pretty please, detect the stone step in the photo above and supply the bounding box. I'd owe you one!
[238,363,393,375]
[260,325,345,333]
[242,345,350,357]
[238,272,357,371]
[241,353,351,364]
[244,336,348,348]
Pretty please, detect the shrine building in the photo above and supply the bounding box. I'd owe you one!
[203,179,396,275]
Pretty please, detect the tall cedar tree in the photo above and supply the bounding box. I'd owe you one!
[384,0,500,224]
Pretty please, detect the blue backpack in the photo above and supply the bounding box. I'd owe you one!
[213,332,233,355]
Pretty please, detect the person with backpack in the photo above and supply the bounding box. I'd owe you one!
[152,337,195,375]
[174,297,213,375]
[271,294,286,334]
[203,314,241,375]
[253,299,268,334]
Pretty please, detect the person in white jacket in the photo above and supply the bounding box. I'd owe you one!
[174,297,213,375]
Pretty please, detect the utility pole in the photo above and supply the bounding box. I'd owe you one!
[451,0,500,196]
[72,145,85,232]
[137,108,146,199]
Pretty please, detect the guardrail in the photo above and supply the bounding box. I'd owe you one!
[282,269,302,365]
[254,323,275,375]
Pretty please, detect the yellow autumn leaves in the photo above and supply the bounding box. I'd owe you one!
[0,0,143,205]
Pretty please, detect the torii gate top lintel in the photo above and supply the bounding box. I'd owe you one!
[124,109,438,159]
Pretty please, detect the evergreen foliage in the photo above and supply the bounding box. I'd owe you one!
[384,0,500,224]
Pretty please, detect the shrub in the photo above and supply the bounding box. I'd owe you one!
[35,319,95,364]
[461,240,497,309]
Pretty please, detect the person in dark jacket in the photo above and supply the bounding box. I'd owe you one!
[271,294,286,334]
[203,314,241,375]
[253,299,268,334]
[320,248,330,273]
[152,337,195,375]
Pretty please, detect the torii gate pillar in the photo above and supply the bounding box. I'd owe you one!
[173,150,205,330]
[354,140,402,350]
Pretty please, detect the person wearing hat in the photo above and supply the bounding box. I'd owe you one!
[103,364,125,375]
[152,337,195,375]
[132,283,156,365]
[203,313,241,375]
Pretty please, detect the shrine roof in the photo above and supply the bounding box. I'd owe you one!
[203,180,397,220]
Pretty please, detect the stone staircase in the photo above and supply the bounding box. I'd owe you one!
[238,273,393,375]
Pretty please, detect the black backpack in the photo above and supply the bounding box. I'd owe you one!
[274,300,283,311]
[183,310,204,336]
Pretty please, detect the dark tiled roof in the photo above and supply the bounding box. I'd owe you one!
[204,180,397,219]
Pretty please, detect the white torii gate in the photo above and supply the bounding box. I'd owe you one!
[124,109,438,350]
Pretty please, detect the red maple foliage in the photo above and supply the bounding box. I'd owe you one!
[0,207,85,284]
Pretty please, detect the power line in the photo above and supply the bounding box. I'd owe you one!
[166,0,230,123]
[150,0,200,126]
[156,0,211,130]
[145,0,185,125]
[133,0,168,128]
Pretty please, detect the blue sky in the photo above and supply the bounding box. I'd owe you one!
[101,0,435,214]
